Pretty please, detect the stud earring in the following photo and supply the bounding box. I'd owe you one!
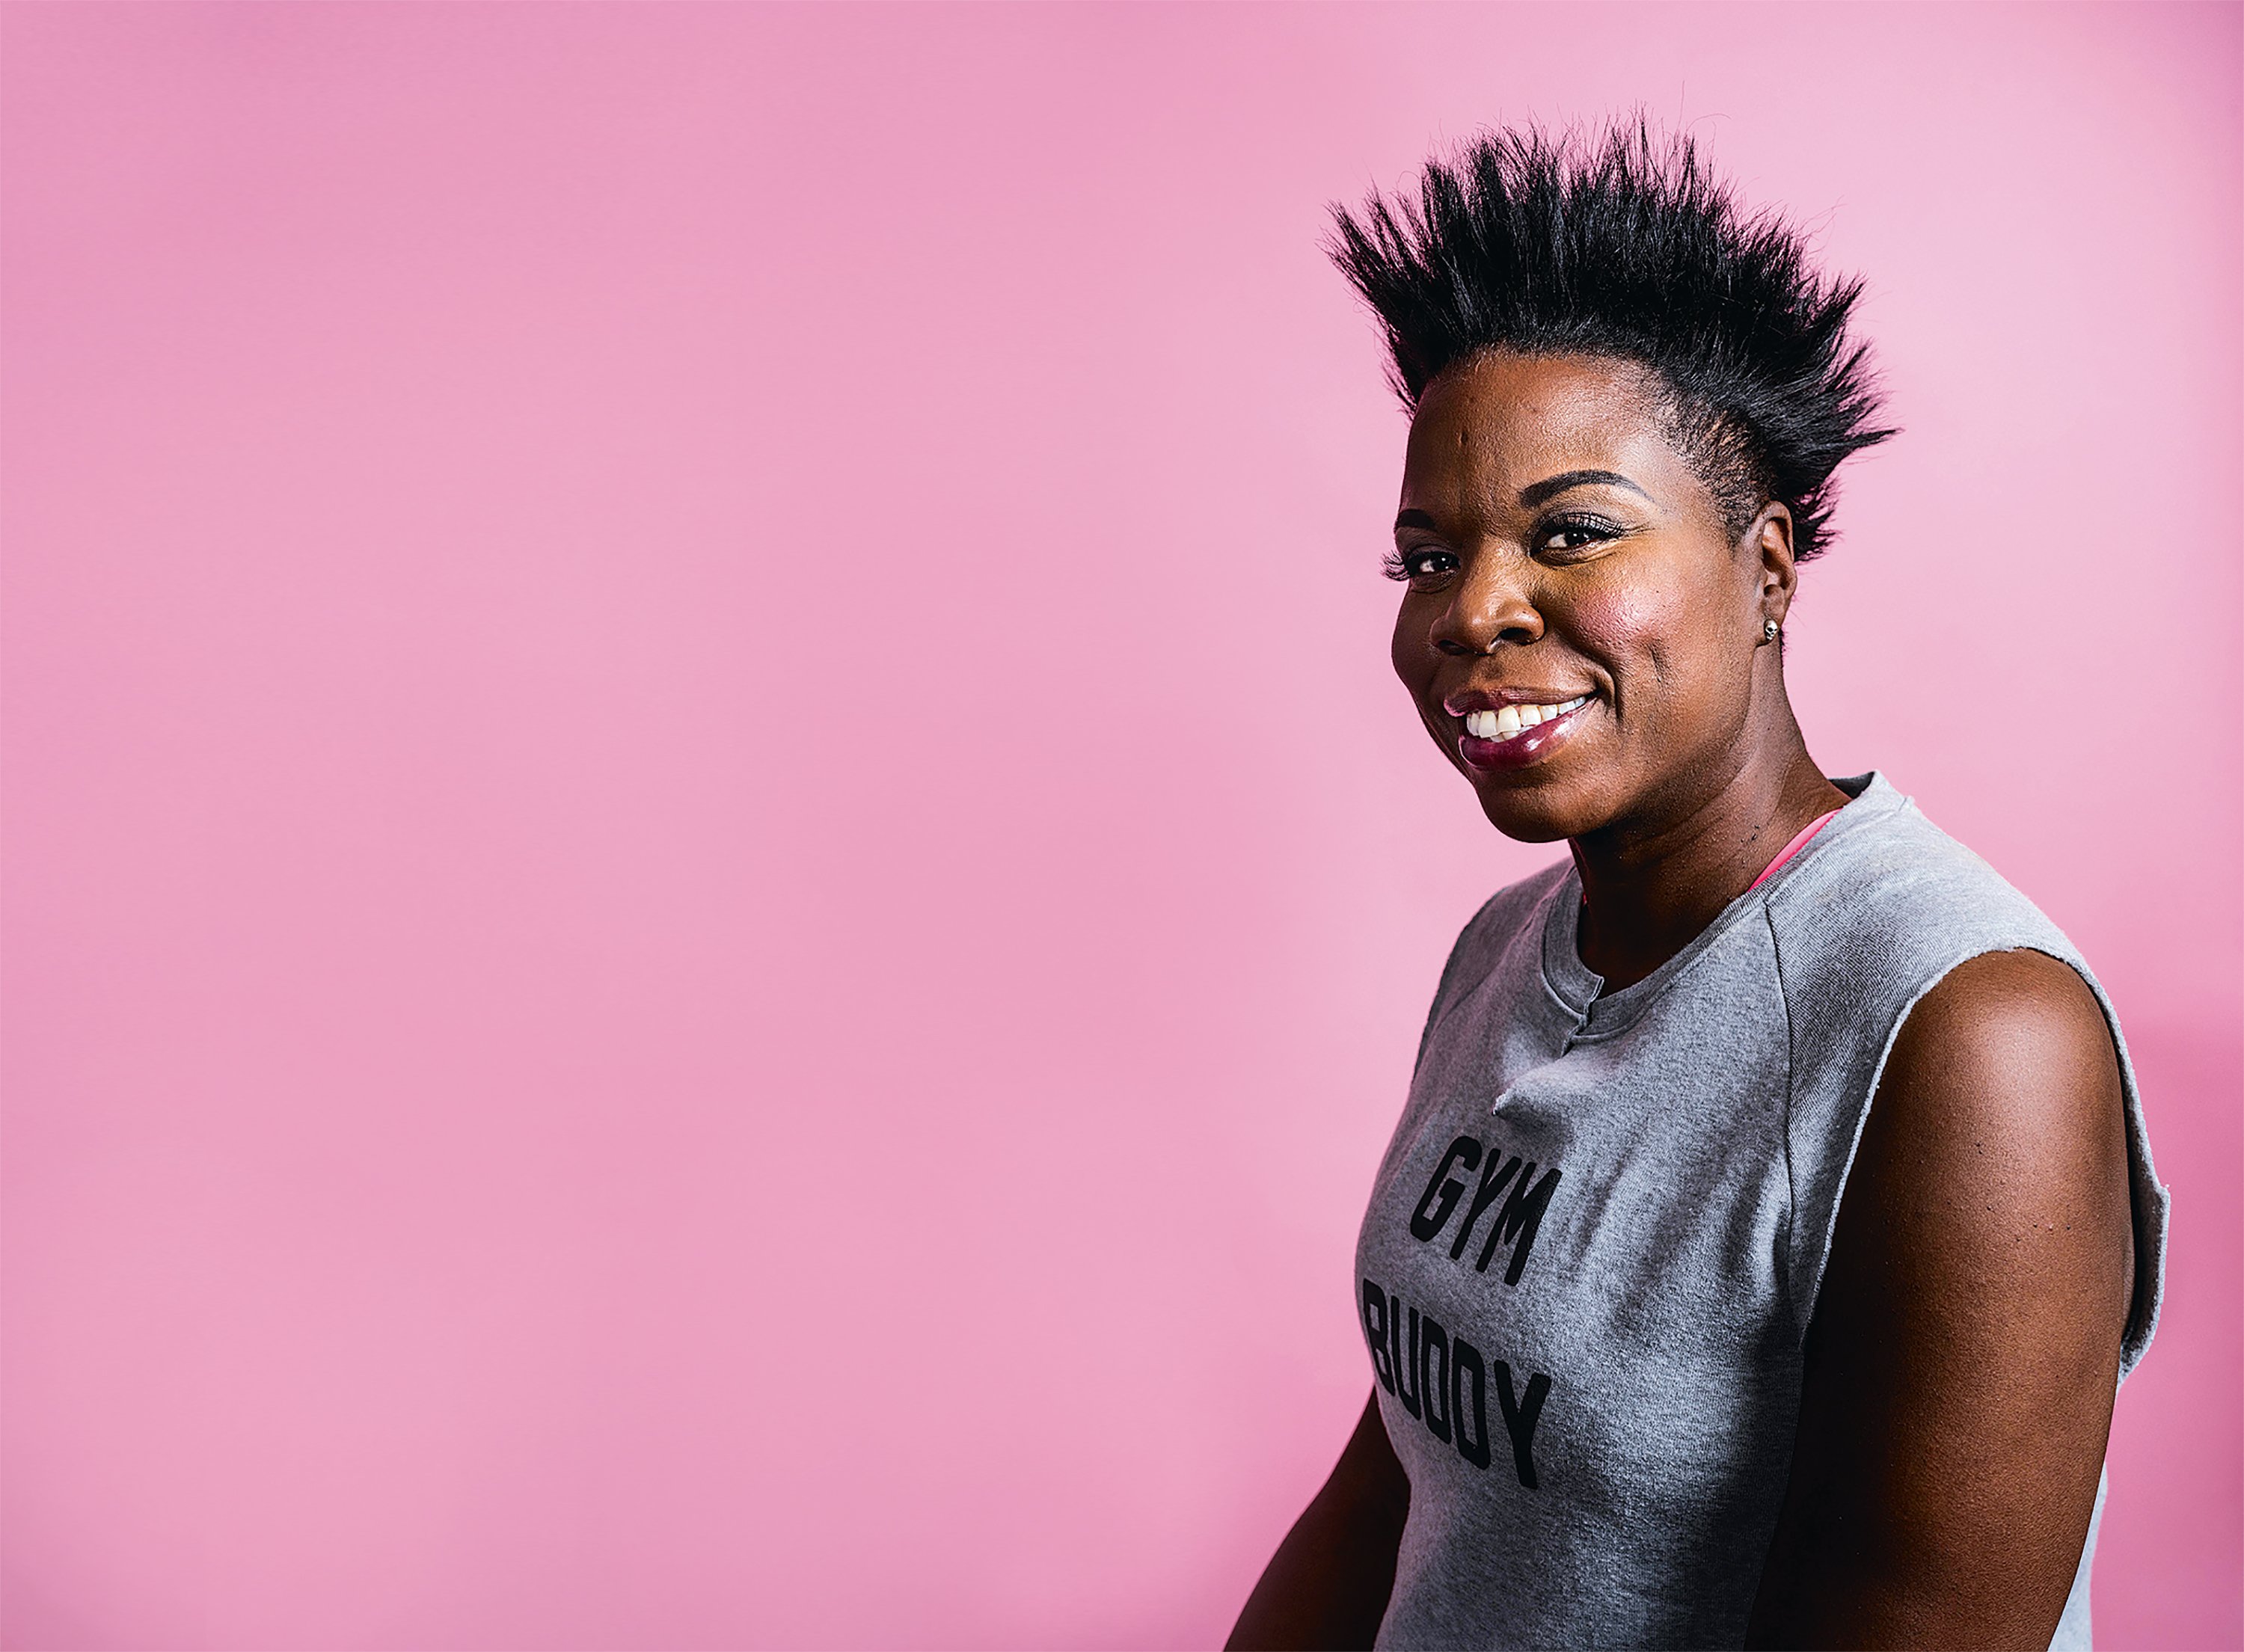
[1762,618,1780,642]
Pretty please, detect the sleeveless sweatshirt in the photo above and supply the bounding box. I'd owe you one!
[1355,772,2169,1651]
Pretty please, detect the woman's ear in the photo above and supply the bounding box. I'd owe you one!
[1750,503,1797,627]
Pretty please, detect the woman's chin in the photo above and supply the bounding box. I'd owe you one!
[1471,781,1595,844]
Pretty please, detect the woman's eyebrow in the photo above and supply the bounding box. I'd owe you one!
[1518,469,1652,507]
[1394,509,1441,532]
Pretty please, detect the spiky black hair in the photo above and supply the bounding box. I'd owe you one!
[1328,121,1893,561]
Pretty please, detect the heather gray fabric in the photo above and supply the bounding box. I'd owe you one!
[1355,772,2168,1651]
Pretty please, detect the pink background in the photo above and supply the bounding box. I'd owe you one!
[4,4,2238,1648]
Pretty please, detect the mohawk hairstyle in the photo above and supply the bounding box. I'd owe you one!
[1327,120,1893,561]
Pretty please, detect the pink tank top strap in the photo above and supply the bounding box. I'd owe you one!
[1747,808,1842,894]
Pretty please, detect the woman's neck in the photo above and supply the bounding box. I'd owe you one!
[1570,725,1849,992]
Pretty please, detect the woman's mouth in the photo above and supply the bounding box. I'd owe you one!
[1456,695,1593,771]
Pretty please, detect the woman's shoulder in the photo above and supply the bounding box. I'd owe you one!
[1460,856,1576,947]
[1759,775,2108,1164]
[1764,775,2169,1377]
[1413,857,1574,1054]
[1762,773,2082,989]
[1441,856,1573,984]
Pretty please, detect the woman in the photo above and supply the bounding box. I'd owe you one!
[1229,126,2167,1651]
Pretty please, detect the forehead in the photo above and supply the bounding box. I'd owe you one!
[1400,351,1696,518]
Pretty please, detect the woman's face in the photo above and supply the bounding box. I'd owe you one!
[1391,351,1789,844]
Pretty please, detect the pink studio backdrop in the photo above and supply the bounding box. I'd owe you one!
[4,4,2239,1648]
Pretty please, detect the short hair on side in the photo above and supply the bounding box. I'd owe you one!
[1327,119,1895,562]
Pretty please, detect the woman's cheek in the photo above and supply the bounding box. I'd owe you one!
[1390,597,1457,758]
[1391,595,1439,695]
[1554,578,1680,698]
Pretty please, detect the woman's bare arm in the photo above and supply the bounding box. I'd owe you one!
[1227,1391,1410,1651]
[1747,948,2137,1648]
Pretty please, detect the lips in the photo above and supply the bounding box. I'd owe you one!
[1450,693,1597,773]
[1461,696,1590,742]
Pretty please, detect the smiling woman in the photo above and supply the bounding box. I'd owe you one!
[1227,124,2171,1652]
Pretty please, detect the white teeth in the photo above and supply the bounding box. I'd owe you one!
[1464,696,1590,743]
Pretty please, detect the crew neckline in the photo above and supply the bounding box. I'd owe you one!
[1540,771,1895,1032]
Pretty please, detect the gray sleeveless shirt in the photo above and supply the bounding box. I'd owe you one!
[1355,773,2168,1651]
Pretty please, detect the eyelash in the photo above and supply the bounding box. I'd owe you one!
[1382,515,1626,583]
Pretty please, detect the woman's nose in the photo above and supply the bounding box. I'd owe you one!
[1432,556,1545,657]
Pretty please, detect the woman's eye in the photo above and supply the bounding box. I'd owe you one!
[1385,547,1459,585]
[1537,518,1621,555]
